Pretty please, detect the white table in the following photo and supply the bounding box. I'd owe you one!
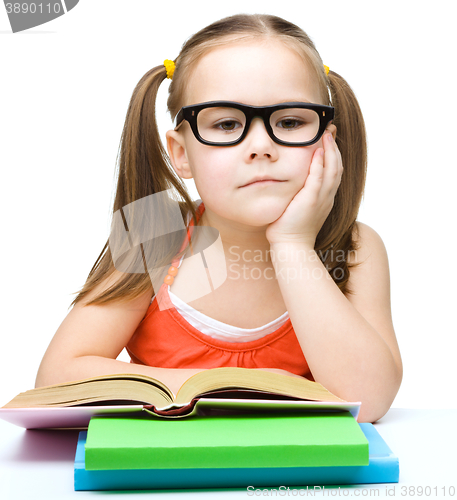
[0,409,456,499]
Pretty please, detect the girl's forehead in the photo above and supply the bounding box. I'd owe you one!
[184,39,322,106]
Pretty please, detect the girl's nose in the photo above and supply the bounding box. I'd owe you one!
[244,117,278,161]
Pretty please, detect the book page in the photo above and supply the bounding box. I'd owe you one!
[175,367,344,405]
[3,375,174,409]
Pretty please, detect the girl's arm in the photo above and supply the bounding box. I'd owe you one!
[270,223,402,423]
[35,271,205,395]
[265,131,402,423]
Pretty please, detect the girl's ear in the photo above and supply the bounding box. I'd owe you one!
[166,130,193,179]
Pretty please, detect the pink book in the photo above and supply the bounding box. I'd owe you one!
[0,398,360,429]
[0,368,361,429]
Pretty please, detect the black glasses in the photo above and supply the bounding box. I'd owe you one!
[174,101,334,147]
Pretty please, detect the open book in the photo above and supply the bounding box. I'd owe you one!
[0,367,361,428]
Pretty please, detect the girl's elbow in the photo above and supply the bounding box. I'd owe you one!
[357,402,390,423]
[35,370,49,388]
[35,364,56,388]
[358,375,402,423]
[35,355,74,388]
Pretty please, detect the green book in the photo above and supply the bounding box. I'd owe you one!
[85,412,368,471]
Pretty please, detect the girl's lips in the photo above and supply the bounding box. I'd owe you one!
[242,180,285,187]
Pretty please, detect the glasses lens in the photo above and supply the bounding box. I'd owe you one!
[196,107,246,143]
[270,108,320,144]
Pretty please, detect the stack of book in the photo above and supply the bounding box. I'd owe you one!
[0,367,399,491]
[75,412,399,491]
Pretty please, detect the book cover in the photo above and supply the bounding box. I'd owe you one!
[0,398,360,429]
[85,412,369,470]
[75,423,398,491]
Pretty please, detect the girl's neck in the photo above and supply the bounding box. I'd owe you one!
[198,208,273,265]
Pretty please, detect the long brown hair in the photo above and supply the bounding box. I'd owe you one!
[70,13,366,308]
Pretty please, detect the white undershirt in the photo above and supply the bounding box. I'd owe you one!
[168,288,289,342]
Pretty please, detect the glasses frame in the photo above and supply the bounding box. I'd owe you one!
[174,100,335,147]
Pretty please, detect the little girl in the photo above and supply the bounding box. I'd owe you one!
[35,13,402,423]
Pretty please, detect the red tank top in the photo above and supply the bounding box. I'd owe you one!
[126,202,311,377]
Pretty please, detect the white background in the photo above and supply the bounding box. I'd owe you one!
[0,1,456,411]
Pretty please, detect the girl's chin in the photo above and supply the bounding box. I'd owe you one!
[239,200,289,226]
[202,195,292,226]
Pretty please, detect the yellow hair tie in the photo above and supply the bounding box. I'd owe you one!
[164,59,175,79]
[324,64,330,76]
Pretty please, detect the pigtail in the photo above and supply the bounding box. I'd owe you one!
[315,70,368,294]
[69,64,198,308]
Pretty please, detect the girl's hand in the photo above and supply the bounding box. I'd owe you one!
[265,130,343,248]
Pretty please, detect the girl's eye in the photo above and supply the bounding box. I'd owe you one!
[276,118,305,130]
[214,120,242,132]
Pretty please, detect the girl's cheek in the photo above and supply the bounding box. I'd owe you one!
[194,166,231,197]
[295,149,315,178]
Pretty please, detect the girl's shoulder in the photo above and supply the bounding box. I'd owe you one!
[346,220,393,315]
[349,221,388,266]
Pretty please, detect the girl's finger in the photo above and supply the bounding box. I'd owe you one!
[309,147,325,182]
[303,148,325,202]
[324,132,339,169]
[320,133,340,195]
[331,135,344,172]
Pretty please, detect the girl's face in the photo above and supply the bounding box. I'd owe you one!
[166,38,331,230]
